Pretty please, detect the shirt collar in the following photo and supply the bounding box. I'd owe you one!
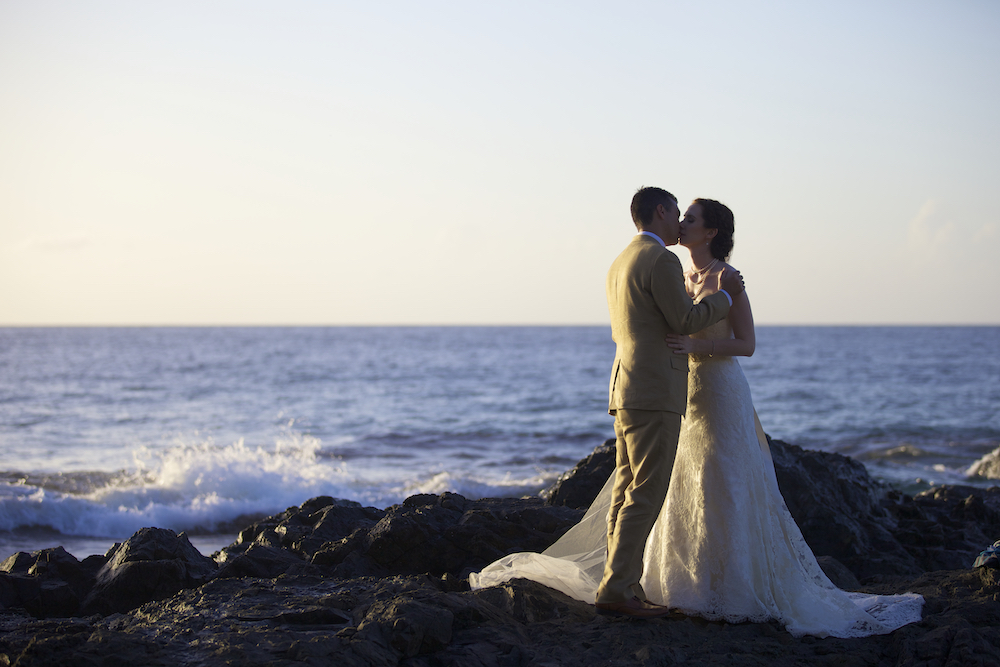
[637,231,666,247]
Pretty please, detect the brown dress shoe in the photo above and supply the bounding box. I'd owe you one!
[594,596,670,619]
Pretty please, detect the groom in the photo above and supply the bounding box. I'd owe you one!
[595,187,744,618]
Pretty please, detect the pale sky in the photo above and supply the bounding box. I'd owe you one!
[1,1,998,325]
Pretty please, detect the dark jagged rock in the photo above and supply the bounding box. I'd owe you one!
[209,492,583,582]
[211,497,379,580]
[312,492,584,579]
[541,438,615,508]
[814,555,861,590]
[768,439,1000,580]
[767,437,925,579]
[0,547,106,618]
[214,543,318,580]
[884,484,1000,572]
[772,442,1000,579]
[80,527,218,615]
[219,496,385,564]
[0,551,37,575]
[1,546,103,591]
[1,568,999,666]
[355,596,454,659]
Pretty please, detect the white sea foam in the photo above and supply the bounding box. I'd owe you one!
[0,434,555,539]
[394,470,559,500]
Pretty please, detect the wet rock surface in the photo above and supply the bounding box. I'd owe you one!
[309,492,583,580]
[1,439,1000,666]
[768,438,925,580]
[81,527,218,616]
[0,547,106,619]
[885,484,1000,573]
[2,568,999,666]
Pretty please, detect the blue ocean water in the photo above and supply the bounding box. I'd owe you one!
[1,326,998,558]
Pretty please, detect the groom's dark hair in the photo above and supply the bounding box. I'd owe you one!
[631,187,676,230]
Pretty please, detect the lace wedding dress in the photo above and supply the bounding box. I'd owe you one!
[471,318,923,638]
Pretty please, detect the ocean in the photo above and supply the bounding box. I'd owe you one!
[1,326,998,559]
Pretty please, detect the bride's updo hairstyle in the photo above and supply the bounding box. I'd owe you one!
[694,198,735,261]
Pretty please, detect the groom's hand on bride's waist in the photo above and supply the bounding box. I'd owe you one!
[665,334,695,355]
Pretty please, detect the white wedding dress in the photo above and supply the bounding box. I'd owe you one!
[471,318,923,638]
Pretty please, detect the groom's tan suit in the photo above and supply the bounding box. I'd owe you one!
[596,233,731,605]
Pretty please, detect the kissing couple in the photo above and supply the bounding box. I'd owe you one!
[472,187,923,638]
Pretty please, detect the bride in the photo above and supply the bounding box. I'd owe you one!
[471,199,923,638]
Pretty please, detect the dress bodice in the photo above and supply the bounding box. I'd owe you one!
[690,313,733,342]
[691,282,734,362]
[688,270,732,339]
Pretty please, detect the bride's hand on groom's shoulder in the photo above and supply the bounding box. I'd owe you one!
[719,267,744,297]
[665,334,695,355]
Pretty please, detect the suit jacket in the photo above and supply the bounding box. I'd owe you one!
[606,234,731,415]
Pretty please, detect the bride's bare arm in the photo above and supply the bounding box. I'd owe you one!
[723,290,755,356]
[665,289,756,357]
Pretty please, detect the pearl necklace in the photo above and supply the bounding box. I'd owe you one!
[688,258,718,284]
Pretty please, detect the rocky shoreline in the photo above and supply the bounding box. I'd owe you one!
[2,438,1000,666]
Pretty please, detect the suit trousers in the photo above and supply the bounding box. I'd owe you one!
[595,408,682,604]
